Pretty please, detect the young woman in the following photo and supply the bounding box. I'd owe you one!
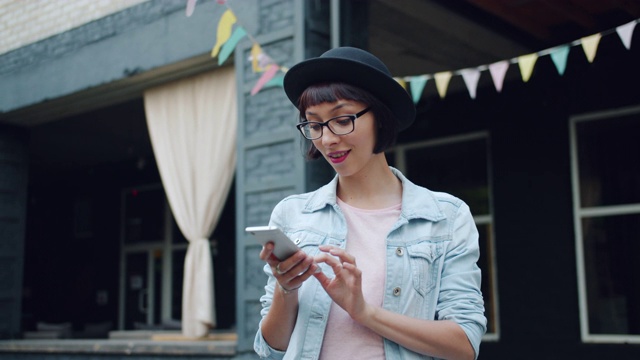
[254,47,487,360]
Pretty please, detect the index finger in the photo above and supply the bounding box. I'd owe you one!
[319,245,356,265]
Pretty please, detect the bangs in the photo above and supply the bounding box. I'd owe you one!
[297,83,377,118]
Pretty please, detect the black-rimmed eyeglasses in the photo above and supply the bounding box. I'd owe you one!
[296,107,371,140]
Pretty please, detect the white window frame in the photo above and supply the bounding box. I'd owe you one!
[570,105,640,344]
[390,131,500,341]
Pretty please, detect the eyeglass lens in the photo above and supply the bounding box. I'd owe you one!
[301,116,354,139]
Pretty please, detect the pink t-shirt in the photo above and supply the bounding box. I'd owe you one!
[319,198,401,360]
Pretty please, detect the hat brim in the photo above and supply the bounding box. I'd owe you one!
[284,57,416,131]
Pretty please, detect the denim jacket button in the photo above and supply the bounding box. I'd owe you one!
[393,287,401,296]
[395,247,404,256]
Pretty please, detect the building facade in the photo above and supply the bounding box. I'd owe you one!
[0,0,639,359]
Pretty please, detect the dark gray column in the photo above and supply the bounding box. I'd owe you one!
[0,125,28,338]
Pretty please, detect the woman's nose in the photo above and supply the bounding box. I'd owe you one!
[321,128,340,146]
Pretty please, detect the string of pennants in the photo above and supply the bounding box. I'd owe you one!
[186,0,287,95]
[187,0,638,101]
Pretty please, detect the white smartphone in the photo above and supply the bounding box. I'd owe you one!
[245,225,299,260]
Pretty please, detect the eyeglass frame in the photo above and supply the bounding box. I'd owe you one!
[296,107,372,140]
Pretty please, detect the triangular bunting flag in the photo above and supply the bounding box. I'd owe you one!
[581,33,602,63]
[489,60,509,93]
[395,77,407,90]
[460,68,481,99]
[434,71,452,99]
[616,20,637,50]
[251,43,263,72]
[550,45,570,76]
[409,76,428,104]
[218,26,247,65]
[518,53,538,82]
[257,53,275,70]
[186,0,197,17]
[264,75,285,89]
[251,64,280,95]
[211,9,237,58]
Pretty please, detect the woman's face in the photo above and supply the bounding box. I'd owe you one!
[304,100,380,178]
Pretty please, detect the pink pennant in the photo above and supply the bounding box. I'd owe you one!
[251,65,279,95]
[186,0,197,17]
[489,60,509,93]
[460,68,481,99]
[616,20,637,50]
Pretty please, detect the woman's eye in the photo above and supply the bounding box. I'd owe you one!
[335,117,351,126]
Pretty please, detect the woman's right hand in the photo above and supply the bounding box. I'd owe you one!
[260,242,319,293]
[259,242,318,351]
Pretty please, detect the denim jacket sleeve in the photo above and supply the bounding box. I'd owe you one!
[436,200,487,359]
[253,200,289,359]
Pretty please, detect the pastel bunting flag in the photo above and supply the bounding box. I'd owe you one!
[395,77,407,90]
[489,60,509,93]
[434,71,452,99]
[616,20,637,50]
[518,53,538,82]
[251,43,263,72]
[460,68,481,99]
[581,33,602,63]
[218,26,247,65]
[211,9,237,58]
[217,0,227,4]
[409,76,428,104]
[264,75,285,89]
[258,53,275,69]
[549,45,570,75]
[251,64,280,95]
[186,0,197,17]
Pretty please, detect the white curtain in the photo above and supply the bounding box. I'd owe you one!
[143,66,237,338]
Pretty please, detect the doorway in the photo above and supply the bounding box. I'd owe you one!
[119,184,186,330]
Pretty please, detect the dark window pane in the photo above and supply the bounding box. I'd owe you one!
[405,138,490,214]
[172,249,186,321]
[124,188,164,244]
[577,114,640,207]
[582,214,640,335]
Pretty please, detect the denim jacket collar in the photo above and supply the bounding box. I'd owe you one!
[303,167,446,222]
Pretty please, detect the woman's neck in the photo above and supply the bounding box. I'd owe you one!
[336,160,402,210]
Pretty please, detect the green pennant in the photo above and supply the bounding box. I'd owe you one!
[218,26,247,65]
[550,45,570,76]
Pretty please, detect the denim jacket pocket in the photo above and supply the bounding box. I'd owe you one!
[285,230,326,255]
[406,240,444,296]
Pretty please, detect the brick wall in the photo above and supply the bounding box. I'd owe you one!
[0,0,149,55]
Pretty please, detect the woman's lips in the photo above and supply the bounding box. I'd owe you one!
[327,150,350,163]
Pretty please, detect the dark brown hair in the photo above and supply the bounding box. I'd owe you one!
[297,82,399,159]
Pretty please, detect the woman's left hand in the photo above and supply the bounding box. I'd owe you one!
[313,245,371,321]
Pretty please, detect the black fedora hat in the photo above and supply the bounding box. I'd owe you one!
[283,47,416,131]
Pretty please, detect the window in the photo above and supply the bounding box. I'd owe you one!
[571,106,640,342]
[387,132,499,340]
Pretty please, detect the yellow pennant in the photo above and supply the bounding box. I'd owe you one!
[394,77,407,90]
[211,9,237,58]
[518,53,538,82]
[251,43,263,72]
[434,71,452,99]
[581,33,602,63]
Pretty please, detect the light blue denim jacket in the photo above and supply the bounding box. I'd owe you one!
[254,167,487,360]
